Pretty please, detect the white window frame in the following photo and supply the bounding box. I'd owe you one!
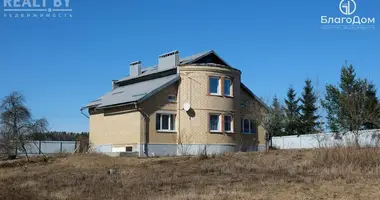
[224,115,233,133]
[241,118,256,134]
[209,113,221,132]
[224,78,233,97]
[168,95,177,103]
[209,76,221,96]
[156,112,176,132]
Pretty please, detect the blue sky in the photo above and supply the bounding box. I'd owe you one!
[1,0,379,132]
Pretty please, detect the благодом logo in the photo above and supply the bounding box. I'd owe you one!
[3,0,73,19]
[339,0,357,15]
[321,0,375,30]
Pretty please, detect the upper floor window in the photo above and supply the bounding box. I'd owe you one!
[209,77,221,95]
[224,78,232,96]
[156,113,176,132]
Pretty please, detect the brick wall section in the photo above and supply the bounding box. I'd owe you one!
[178,66,241,145]
[140,82,178,144]
[240,89,266,146]
[88,65,267,152]
[89,105,141,148]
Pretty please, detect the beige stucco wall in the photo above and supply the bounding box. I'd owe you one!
[89,106,142,149]
[140,82,178,144]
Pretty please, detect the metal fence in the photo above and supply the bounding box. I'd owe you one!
[272,129,380,149]
[1,141,77,156]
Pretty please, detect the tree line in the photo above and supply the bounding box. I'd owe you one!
[264,63,380,147]
[29,131,89,141]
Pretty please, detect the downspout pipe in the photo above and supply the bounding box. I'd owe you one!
[80,108,89,119]
[134,102,149,157]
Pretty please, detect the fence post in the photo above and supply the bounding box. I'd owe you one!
[282,137,285,149]
[60,142,63,153]
[39,141,42,154]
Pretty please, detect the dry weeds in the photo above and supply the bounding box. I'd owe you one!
[1,148,380,200]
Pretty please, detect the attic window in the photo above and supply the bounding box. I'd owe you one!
[241,101,248,108]
[168,95,177,102]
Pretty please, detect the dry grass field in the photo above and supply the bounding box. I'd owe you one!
[1,148,380,200]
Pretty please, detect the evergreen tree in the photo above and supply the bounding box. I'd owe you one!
[284,86,301,135]
[322,85,341,133]
[338,65,358,131]
[322,63,380,146]
[300,79,320,134]
[323,64,357,132]
[363,83,380,129]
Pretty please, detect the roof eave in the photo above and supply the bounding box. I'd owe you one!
[95,101,137,110]
[95,75,180,110]
[241,83,269,111]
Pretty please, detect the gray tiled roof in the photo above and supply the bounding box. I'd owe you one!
[179,51,212,65]
[115,51,212,83]
[82,50,261,111]
[86,74,179,109]
[115,65,164,83]
[82,51,213,110]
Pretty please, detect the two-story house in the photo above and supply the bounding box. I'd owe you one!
[81,50,267,157]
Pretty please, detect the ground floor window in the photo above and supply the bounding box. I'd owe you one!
[209,114,221,132]
[241,118,257,134]
[209,113,234,133]
[224,115,233,133]
[156,113,176,131]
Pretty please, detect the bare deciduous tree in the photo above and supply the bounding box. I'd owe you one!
[312,133,328,148]
[0,92,48,161]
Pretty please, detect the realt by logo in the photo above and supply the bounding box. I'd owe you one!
[3,0,70,8]
[3,0,72,18]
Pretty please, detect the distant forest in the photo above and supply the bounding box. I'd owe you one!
[29,131,89,141]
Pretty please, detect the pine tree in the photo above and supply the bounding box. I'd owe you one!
[284,86,301,135]
[322,85,341,133]
[338,64,358,131]
[363,83,380,129]
[300,79,320,134]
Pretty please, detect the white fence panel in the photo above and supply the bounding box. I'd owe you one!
[272,129,380,149]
